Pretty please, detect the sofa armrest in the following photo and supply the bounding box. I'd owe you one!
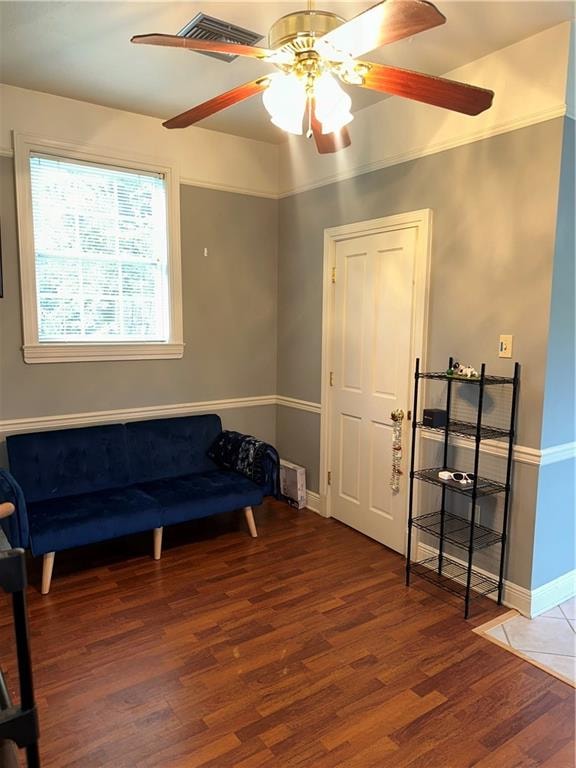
[259,444,280,498]
[0,469,30,549]
[208,431,280,498]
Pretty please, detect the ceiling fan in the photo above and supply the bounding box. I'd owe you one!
[131,0,494,154]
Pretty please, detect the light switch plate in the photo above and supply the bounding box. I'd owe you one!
[499,334,513,358]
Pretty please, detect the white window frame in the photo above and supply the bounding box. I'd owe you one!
[14,132,184,363]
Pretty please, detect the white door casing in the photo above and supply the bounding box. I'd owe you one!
[320,211,432,554]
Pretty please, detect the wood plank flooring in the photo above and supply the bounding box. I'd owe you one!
[1,501,574,767]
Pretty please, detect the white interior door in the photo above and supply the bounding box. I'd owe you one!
[329,225,419,554]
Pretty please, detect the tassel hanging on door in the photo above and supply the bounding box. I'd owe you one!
[390,409,404,493]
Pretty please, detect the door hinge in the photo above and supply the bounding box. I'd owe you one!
[407,410,412,421]
[331,266,336,284]
[329,371,334,387]
[327,471,332,486]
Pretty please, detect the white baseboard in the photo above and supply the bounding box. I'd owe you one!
[415,541,531,616]
[415,542,576,618]
[305,490,324,515]
[530,570,576,617]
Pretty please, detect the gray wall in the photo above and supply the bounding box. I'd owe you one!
[0,159,278,444]
[0,117,570,591]
[276,405,321,492]
[541,117,575,450]
[532,117,576,589]
[532,457,575,589]
[278,118,563,446]
[276,118,565,590]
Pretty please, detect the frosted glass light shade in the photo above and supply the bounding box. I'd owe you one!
[263,73,307,135]
[314,73,353,134]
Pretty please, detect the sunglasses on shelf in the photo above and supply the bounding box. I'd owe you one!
[438,471,476,484]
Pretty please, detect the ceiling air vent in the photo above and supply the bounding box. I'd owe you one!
[178,13,263,62]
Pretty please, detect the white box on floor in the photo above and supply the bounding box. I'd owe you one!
[280,459,307,509]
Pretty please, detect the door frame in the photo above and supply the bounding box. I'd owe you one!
[319,209,433,531]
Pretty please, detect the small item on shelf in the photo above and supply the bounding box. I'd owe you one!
[446,361,479,379]
[390,409,404,493]
[438,470,475,485]
[423,408,447,428]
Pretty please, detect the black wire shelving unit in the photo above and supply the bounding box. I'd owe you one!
[405,357,520,618]
[0,548,40,767]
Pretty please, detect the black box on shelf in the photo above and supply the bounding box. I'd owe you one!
[423,408,447,428]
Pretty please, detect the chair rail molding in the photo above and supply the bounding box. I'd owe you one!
[0,397,571,470]
[276,396,322,414]
[0,396,277,436]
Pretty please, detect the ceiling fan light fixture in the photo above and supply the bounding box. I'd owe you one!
[314,72,353,134]
[263,73,307,134]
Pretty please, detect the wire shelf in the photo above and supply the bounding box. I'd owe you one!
[416,420,510,441]
[411,555,499,598]
[413,467,506,497]
[411,510,502,550]
[418,372,514,385]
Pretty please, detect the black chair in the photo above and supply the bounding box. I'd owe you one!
[0,502,40,767]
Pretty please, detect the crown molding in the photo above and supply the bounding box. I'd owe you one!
[1,104,567,201]
[0,144,279,199]
[278,104,567,199]
[179,175,278,200]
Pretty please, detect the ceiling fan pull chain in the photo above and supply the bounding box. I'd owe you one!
[306,96,313,139]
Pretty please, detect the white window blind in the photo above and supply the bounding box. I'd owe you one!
[29,154,169,343]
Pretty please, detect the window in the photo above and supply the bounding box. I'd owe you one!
[15,135,183,362]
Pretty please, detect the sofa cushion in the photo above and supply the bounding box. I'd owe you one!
[126,415,222,485]
[138,470,263,527]
[7,425,130,504]
[27,487,162,556]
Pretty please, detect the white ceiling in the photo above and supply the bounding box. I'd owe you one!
[0,1,573,143]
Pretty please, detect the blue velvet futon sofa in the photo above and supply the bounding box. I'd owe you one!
[0,414,278,594]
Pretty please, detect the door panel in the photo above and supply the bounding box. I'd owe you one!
[339,414,361,502]
[330,226,417,554]
[342,252,366,392]
[368,420,393,520]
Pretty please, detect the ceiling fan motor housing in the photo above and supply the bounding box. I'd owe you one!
[268,11,345,53]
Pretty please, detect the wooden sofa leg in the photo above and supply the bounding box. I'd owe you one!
[244,506,258,538]
[42,552,55,595]
[153,527,163,560]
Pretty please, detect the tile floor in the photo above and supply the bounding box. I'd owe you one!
[477,597,576,686]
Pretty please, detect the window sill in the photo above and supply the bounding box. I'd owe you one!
[23,342,184,364]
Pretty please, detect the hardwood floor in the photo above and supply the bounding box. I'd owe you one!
[1,501,574,767]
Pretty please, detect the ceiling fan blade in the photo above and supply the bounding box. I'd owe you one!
[131,34,276,61]
[316,0,445,61]
[359,63,494,115]
[310,107,352,154]
[163,78,269,129]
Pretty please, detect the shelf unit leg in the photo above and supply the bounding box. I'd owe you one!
[405,358,421,587]
[498,361,520,604]
[464,363,486,619]
[26,742,41,768]
[438,356,454,576]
